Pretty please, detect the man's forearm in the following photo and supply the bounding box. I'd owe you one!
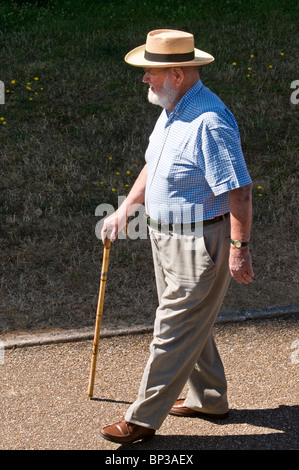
[123,164,147,217]
[229,183,254,284]
[101,164,147,243]
[229,183,253,242]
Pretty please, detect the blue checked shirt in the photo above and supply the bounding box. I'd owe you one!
[145,79,252,224]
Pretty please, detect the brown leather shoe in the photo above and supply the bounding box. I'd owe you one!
[100,420,155,444]
[169,399,229,420]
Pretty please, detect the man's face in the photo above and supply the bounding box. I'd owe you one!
[142,68,179,111]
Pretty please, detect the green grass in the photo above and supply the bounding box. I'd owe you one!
[0,0,298,334]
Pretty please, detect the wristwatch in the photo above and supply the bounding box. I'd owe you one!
[231,240,249,248]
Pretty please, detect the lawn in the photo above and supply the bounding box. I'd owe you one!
[0,0,298,334]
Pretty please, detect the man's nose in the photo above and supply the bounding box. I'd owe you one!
[142,72,150,83]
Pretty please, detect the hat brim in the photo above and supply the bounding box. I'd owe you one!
[125,44,214,67]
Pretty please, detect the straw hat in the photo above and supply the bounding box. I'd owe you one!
[125,29,214,68]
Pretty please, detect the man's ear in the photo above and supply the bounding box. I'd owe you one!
[170,67,184,88]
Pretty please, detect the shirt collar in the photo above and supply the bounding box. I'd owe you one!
[165,79,203,121]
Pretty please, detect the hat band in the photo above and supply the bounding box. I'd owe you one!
[144,50,195,63]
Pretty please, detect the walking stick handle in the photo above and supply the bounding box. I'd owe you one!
[87,238,112,398]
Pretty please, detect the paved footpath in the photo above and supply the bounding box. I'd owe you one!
[0,314,298,452]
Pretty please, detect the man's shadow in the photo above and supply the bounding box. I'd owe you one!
[111,405,299,450]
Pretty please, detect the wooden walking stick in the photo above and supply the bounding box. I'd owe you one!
[88,238,112,398]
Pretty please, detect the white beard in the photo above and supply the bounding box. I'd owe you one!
[147,76,179,110]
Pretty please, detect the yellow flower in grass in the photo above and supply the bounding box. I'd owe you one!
[0,117,4,121]
[34,77,39,81]
[280,52,284,56]
[250,54,254,58]
[232,62,237,66]
[269,65,273,68]
[11,80,15,84]
[126,170,131,175]
[111,188,116,192]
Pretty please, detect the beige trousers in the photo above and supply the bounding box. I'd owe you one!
[125,216,231,430]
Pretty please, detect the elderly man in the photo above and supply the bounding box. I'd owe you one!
[100,30,254,444]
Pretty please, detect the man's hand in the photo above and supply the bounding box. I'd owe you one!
[101,209,127,244]
[229,246,254,284]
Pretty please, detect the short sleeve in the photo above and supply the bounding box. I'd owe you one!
[197,111,252,195]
